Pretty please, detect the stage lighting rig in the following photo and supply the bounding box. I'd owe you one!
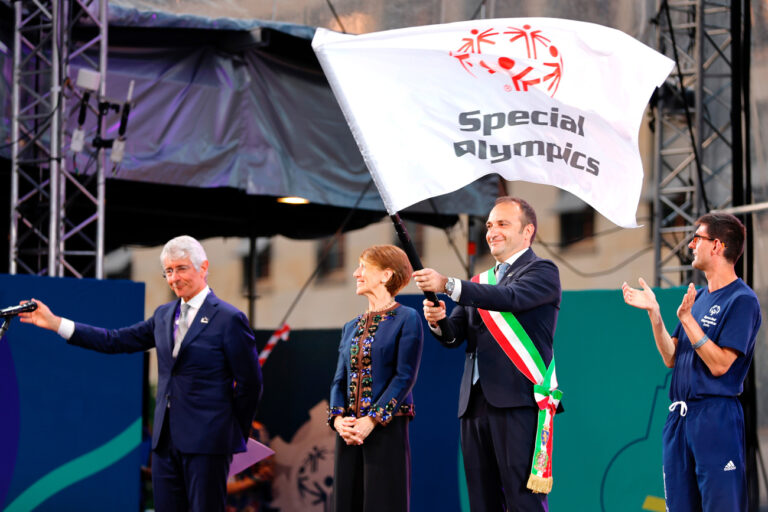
[70,68,100,153]
[92,80,135,167]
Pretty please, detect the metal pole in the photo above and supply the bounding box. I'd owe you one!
[10,4,22,274]
[390,213,453,337]
[694,0,704,218]
[95,0,108,279]
[248,236,257,328]
[653,91,664,287]
[49,0,62,276]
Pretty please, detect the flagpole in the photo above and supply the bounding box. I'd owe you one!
[390,213,454,338]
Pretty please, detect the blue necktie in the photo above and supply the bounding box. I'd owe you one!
[495,262,510,283]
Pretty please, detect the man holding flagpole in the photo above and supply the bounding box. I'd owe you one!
[415,196,561,512]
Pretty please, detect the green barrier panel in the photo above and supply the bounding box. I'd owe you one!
[549,287,684,512]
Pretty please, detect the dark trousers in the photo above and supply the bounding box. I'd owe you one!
[152,415,232,512]
[460,383,547,512]
[332,416,410,512]
[662,397,746,511]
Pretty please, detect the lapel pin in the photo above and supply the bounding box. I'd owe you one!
[200,317,209,324]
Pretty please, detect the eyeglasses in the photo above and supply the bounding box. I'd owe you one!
[691,233,726,248]
[162,265,191,278]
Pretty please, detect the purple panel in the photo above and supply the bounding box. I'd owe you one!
[0,330,20,507]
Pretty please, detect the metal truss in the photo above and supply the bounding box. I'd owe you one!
[10,0,107,278]
[652,0,746,287]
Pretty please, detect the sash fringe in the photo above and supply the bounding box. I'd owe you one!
[527,474,553,494]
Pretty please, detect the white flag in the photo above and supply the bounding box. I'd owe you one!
[312,18,674,228]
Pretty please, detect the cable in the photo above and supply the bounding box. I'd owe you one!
[470,0,487,20]
[535,239,654,279]
[0,97,63,152]
[325,0,347,34]
[545,216,652,249]
[275,178,374,328]
[426,197,470,276]
[660,0,710,211]
[2,17,72,154]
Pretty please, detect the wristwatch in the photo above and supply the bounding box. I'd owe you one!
[444,277,456,296]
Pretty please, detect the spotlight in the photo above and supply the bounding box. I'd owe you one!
[277,197,310,205]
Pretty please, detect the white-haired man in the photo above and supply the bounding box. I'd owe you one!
[21,235,262,512]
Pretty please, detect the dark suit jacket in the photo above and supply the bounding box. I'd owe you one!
[68,291,262,455]
[433,249,561,417]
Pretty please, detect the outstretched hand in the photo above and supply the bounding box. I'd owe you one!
[18,299,61,332]
[621,278,659,312]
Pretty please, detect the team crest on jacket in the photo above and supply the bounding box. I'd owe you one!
[449,24,564,96]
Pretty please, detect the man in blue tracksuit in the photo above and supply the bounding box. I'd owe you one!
[622,212,761,511]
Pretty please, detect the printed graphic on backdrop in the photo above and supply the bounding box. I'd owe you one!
[599,373,671,512]
[271,401,336,511]
[313,18,674,227]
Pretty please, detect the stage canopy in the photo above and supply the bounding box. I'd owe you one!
[0,2,498,253]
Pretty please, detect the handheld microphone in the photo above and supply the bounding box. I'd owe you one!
[0,301,38,318]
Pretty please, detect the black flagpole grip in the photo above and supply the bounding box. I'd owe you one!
[390,214,454,338]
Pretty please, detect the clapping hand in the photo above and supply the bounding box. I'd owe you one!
[621,278,659,313]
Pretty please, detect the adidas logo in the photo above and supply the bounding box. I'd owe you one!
[723,460,737,471]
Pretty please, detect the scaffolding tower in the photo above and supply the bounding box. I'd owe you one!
[10,0,108,278]
[653,0,750,287]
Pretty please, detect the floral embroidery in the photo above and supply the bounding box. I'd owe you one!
[347,308,396,420]
[368,403,415,424]
[327,406,345,426]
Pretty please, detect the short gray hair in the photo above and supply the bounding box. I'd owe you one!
[160,236,207,271]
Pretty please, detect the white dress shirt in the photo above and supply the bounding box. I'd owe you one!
[172,286,210,358]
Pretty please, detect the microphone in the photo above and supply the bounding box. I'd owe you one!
[0,301,38,318]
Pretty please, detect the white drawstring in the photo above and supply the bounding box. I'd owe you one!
[669,401,687,417]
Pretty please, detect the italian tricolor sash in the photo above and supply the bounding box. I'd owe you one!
[472,267,562,494]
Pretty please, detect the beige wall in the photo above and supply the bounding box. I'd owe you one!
[126,190,660,331]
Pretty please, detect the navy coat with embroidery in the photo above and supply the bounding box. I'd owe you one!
[329,305,423,424]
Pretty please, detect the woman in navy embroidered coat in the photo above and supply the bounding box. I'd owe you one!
[328,245,424,512]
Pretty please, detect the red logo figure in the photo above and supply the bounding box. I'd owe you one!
[450,23,564,97]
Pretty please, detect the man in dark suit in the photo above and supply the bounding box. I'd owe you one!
[20,235,262,512]
[414,197,561,512]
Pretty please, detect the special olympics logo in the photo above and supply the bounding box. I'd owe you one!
[449,24,564,96]
[709,305,721,315]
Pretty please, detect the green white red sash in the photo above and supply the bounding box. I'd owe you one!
[472,267,562,494]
